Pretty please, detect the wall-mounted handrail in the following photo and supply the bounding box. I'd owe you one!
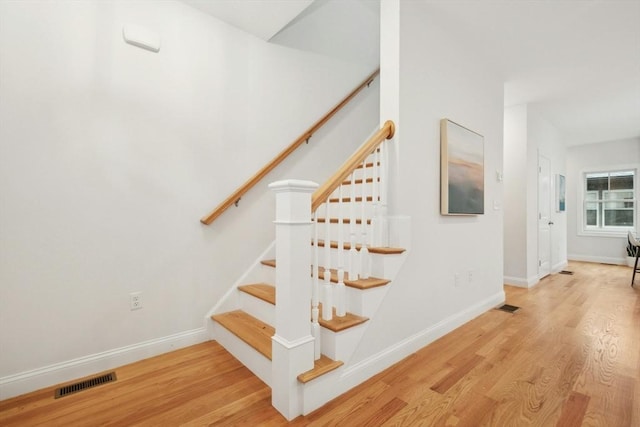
[200,69,381,225]
[311,120,395,213]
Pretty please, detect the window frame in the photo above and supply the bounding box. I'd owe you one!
[578,166,638,238]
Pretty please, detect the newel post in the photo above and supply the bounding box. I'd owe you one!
[268,179,318,420]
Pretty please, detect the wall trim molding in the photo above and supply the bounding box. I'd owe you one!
[552,260,569,272]
[0,327,209,400]
[302,290,505,414]
[503,275,539,288]
[568,254,625,265]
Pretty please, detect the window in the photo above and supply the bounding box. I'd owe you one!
[583,170,636,232]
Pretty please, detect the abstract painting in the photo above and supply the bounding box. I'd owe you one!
[440,119,484,215]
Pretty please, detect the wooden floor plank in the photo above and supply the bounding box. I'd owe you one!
[556,391,590,427]
[1,261,638,426]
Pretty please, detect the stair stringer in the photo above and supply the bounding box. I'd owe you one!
[206,240,276,335]
[320,250,407,363]
[300,288,506,415]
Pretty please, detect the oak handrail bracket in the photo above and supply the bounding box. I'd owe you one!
[200,68,381,225]
[311,120,395,213]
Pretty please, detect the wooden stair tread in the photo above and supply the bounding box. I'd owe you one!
[234,283,368,331]
[328,196,376,203]
[316,218,372,225]
[297,355,344,383]
[261,259,390,290]
[313,239,406,255]
[355,161,380,170]
[211,310,273,360]
[318,304,368,332]
[261,259,276,268]
[317,266,391,289]
[238,283,276,305]
[342,177,380,185]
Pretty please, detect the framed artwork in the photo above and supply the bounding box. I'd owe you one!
[556,174,566,212]
[440,119,484,215]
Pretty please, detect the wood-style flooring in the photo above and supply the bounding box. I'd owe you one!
[1,261,638,426]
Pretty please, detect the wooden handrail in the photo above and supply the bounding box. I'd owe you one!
[200,69,381,225]
[311,120,395,213]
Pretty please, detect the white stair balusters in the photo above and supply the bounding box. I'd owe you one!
[348,171,359,281]
[371,149,380,247]
[336,185,346,317]
[360,158,371,279]
[322,202,333,321]
[379,141,389,247]
[311,210,321,360]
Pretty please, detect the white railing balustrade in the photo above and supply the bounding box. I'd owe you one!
[360,157,371,279]
[267,121,394,420]
[322,202,333,322]
[336,185,346,317]
[348,171,359,281]
[312,210,321,360]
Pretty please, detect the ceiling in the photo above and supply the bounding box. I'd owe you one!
[182,0,640,147]
[182,0,313,41]
[424,0,640,146]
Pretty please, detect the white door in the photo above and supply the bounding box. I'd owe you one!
[538,154,551,279]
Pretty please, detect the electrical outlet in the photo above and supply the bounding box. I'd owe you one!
[130,292,142,310]
[468,271,474,284]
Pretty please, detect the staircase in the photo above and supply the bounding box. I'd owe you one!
[208,122,405,420]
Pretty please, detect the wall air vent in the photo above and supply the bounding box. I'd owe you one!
[54,372,117,399]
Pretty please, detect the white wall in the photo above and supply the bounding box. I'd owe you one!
[350,0,505,364]
[567,138,640,264]
[503,104,568,286]
[503,105,528,281]
[0,0,379,397]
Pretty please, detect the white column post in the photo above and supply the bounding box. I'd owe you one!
[268,179,318,421]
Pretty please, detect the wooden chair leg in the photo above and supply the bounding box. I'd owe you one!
[633,253,639,287]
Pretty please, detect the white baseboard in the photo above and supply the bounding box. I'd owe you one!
[0,327,209,400]
[568,254,626,265]
[302,290,505,414]
[503,275,538,288]
[552,260,569,272]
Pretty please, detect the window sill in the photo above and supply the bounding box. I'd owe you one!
[578,229,632,239]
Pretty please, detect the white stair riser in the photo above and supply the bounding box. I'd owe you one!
[322,201,375,218]
[261,264,276,284]
[346,285,390,318]
[314,223,373,244]
[239,292,275,326]
[310,249,398,276]
[322,183,376,204]
[212,322,272,387]
[320,323,367,362]
[370,253,406,280]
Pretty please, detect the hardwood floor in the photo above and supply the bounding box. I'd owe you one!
[1,261,638,426]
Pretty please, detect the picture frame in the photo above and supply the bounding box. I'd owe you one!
[556,174,566,212]
[440,119,484,215]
